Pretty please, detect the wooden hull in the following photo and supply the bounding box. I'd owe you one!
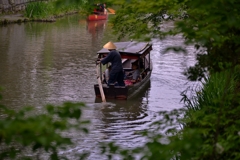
[94,70,151,100]
[87,14,108,21]
[94,41,153,100]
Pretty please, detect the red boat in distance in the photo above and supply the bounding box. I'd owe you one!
[87,3,113,21]
[87,12,108,21]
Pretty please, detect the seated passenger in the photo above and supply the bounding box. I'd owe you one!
[103,3,107,14]
[103,65,111,84]
[96,3,104,13]
[127,62,141,84]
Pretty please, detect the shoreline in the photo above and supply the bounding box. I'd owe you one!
[0,11,81,25]
[0,13,29,25]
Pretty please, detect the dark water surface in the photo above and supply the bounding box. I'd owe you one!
[0,14,197,159]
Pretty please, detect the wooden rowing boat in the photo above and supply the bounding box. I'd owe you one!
[94,41,153,100]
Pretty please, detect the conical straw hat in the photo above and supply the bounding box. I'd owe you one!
[103,41,117,50]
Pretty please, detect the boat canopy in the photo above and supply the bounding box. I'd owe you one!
[97,41,152,59]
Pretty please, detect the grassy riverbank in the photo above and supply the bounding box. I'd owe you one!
[0,1,86,25]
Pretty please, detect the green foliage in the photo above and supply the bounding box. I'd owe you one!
[24,2,54,19]
[54,0,108,15]
[105,0,179,40]
[106,0,240,80]
[0,96,89,159]
[5,0,240,159]
[53,0,87,15]
[24,1,85,19]
[182,67,237,111]
[181,0,240,80]
[100,67,240,160]
[108,0,191,39]
[181,67,240,159]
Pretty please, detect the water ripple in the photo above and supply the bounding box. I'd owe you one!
[0,15,198,159]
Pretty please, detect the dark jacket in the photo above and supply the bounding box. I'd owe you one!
[101,50,123,73]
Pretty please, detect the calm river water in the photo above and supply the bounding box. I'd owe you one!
[0,14,197,159]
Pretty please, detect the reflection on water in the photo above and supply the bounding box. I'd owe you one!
[0,15,197,159]
[0,15,110,109]
[87,20,107,44]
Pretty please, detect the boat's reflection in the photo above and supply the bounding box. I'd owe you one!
[93,81,151,138]
[86,20,107,43]
[94,81,150,118]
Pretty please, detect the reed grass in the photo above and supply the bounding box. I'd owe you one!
[24,1,83,19]
[24,2,53,19]
[179,67,240,159]
[181,68,237,112]
[180,67,239,130]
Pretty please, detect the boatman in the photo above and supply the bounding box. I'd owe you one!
[97,41,125,86]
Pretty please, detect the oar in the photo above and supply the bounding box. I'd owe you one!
[96,64,106,102]
[107,8,115,14]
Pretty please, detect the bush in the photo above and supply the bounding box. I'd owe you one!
[24,1,83,19]
[25,2,53,19]
[100,67,240,160]
[0,97,89,160]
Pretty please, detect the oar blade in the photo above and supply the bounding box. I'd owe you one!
[96,64,106,102]
[107,8,115,14]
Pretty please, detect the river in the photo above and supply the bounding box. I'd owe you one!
[0,14,197,159]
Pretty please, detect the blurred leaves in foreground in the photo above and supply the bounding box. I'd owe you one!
[0,97,89,160]
[100,67,240,160]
